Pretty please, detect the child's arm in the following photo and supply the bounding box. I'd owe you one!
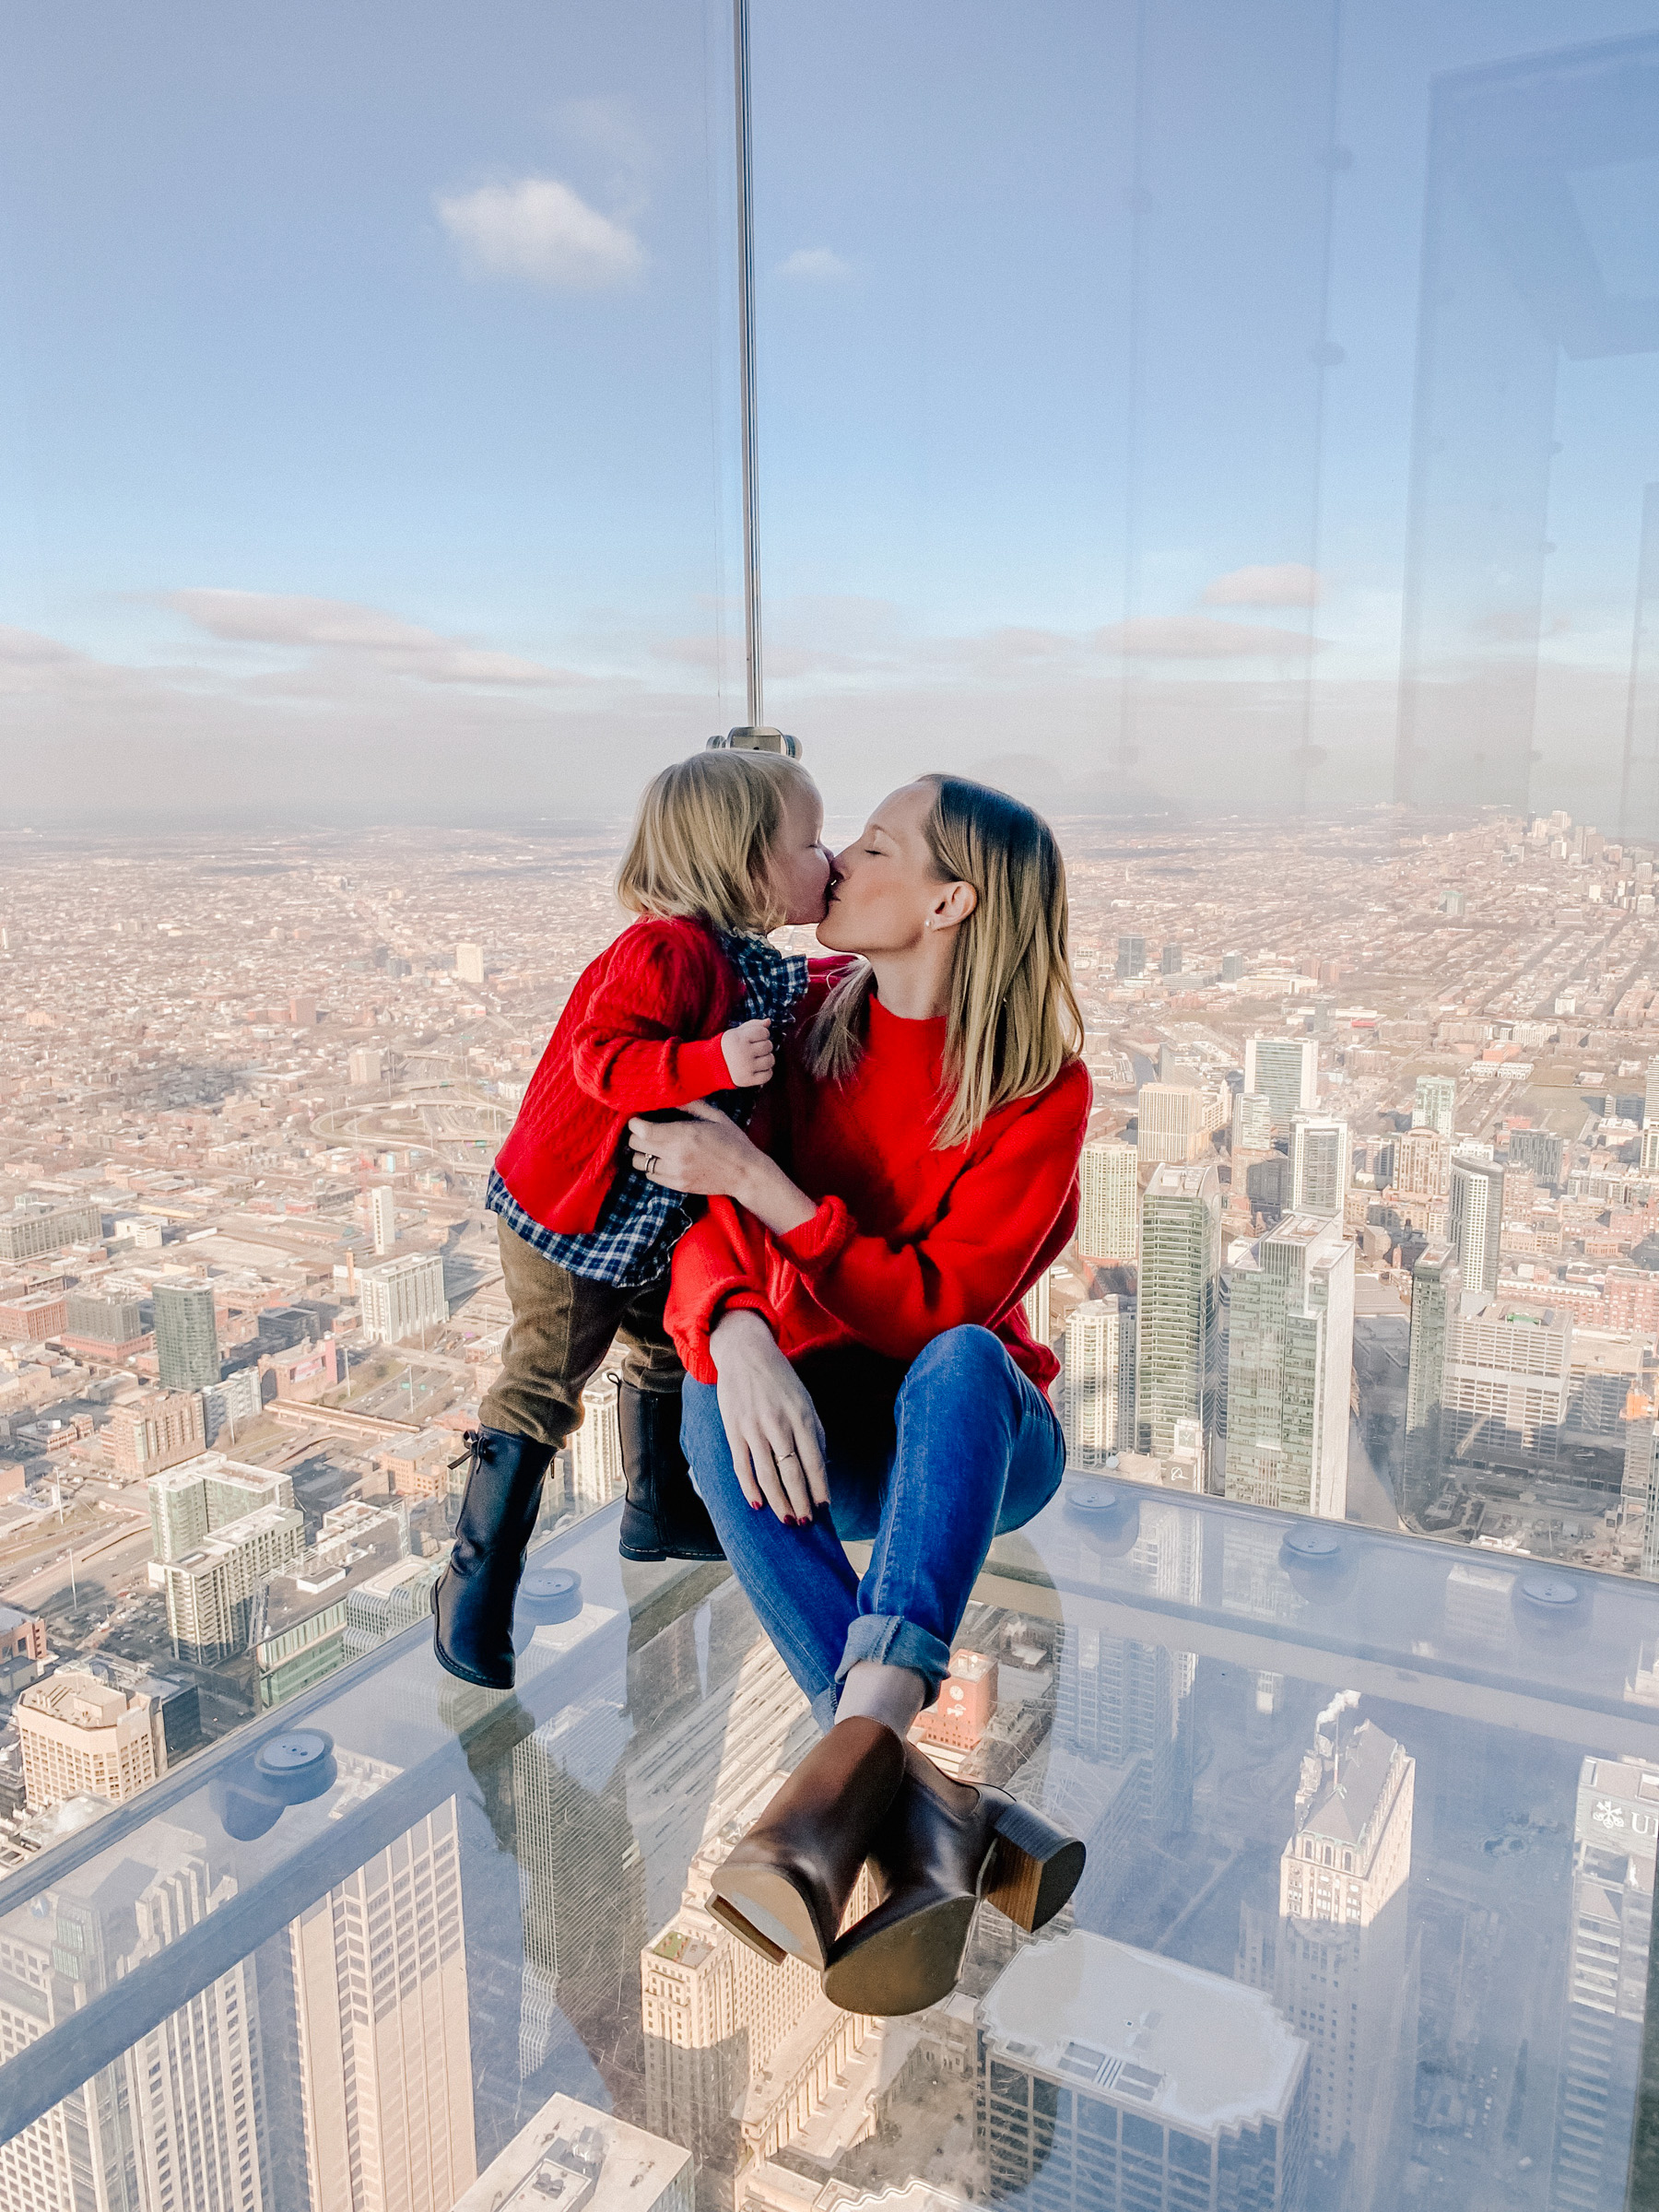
[569,929,769,1115]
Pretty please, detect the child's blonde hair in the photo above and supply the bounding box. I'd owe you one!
[618,750,818,935]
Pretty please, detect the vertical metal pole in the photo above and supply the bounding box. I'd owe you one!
[734,0,764,727]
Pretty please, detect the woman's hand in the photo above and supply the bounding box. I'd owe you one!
[708,1309,829,1524]
[628,1100,817,1235]
[628,1100,761,1199]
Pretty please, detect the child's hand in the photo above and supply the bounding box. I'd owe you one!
[721,1018,775,1088]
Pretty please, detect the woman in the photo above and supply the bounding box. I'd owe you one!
[627,774,1090,2018]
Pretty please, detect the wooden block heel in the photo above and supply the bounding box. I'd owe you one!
[983,1798,1087,1932]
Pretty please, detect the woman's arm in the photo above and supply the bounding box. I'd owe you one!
[757,1064,1091,1360]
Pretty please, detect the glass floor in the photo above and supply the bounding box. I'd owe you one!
[3,1483,1658,2212]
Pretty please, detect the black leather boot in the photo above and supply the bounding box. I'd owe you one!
[617,1382,725,1562]
[708,1717,908,1968]
[822,1743,1086,2016]
[431,1428,553,1688]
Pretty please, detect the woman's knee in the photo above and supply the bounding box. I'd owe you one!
[906,1323,1015,1397]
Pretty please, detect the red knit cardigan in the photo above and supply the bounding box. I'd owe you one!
[666,960,1091,1388]
[493,915,744,1233]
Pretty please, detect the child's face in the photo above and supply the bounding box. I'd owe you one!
[767,784,834,926]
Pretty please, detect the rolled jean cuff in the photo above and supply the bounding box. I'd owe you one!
[835,1614,954,1710]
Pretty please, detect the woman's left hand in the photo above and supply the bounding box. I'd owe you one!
[628,1100,761,1199]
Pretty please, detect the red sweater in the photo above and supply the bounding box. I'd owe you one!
[666,962,1091,1388]
[494,915,743,1233]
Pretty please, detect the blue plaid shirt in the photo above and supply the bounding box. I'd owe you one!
[488,929,808,1288]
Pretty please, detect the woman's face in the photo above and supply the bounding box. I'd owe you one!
[819,782,952,954]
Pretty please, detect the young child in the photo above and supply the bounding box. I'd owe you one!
[433,748,831,1688]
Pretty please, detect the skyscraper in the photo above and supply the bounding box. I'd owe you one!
[1021,1267,1053,1347]
[1441,1300,1571,1467]
[1159,940,1182,975]
[1077,1141,1138,1265]
[1136,1083,1203,1168]
[153,1282,220,1391]
[359,1252,448,1345]
[286,1796,477,2212]
[1223,1214,1355,1520]
[0,1824,267,2212]
[1391,1126,1451,1200]
[1116,933,1146,979]
[1231,1090,1272,1155]
[1242,1036,1317,1134]
[571,1373,624,1512]
[1402,1241,1460,1517]
[370,1185,396,1254]
[1063,1296,1136,1465]
[1548,1756,1659,2212]
[979,1932,1309,2212]
[1288,1112,1349,1219]
[1509,1125,1563,1187]
[1413,1074,1457,1138]
[1238,1704,1416,2212]
[455,941,486,984]
[1135,1162,1221,1458]
[453,2095,691,2212]
[1447,1151,1505,1297]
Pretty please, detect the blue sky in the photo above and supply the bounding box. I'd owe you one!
[3,0,1659,828]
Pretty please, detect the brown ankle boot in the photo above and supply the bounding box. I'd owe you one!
[707,1717,907,1968]
[822,1744,1085,2017]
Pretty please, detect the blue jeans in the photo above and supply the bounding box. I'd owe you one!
[681,1325,1065,1732]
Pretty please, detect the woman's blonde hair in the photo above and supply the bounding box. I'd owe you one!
[806,775,1084,1147]
[617,750,818,935]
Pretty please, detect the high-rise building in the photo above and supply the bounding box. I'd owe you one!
[1402,1241,1460,1516]
[109,1388,207,1478]
[1063,1296,1136,1465]
[153,1281,220,1391]
[347,1045,384,1088]
[1288,1112,1349,1219]
[1441,1300,1571,1468]
[1021,1267,1053,1347]
[1221,949,1244,982]
[456,941,487,985]
[1645,1058,1659,1129]
[1391,1126,1451,1200]
[148,1454,294,1559]
[1159,940,1182,976]
[1238,1705,1416,2211]
[1509,1125,1564,1187]
[16,1666,170,1809]
[1447,1151,1505,1297]
[286,1796,477,2212]
[453,2094,691,2212]
[370,1184,396,1254]
[0,1823,266,2212]
[979,1931,1309,2212]
[61,1289,147,1359]
[571,1373,624,1512]
[1135,1161,1221,1457]
[1231,1090,1272,1155]
[1115,933,1146,979]
[202,1366,263,1447]
[1223,1214,1354,1520]
[0,1195,102,1265]
[1077,1141,1138,1265]
[1547,1757,1659,2212]
[1412,1074,1457,1138]
[1136,1083,1203,1168]
[1242,1036,1317,1134]
[359,1251,448,1345]
[149,1458,303,1662]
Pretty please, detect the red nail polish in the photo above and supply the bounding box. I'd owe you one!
[749,1498,763,1511]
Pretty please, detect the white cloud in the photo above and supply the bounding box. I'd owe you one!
[1202,562,1322,607]
[162,590,591,688]
[435,176,644,289]
[776,247,855,283]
